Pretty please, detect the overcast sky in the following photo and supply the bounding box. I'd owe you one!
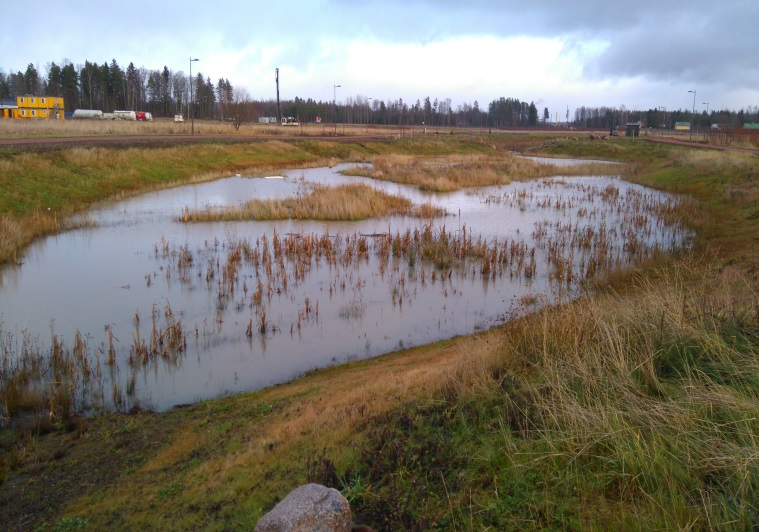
[4,0,758,115]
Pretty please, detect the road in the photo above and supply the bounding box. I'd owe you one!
[646,136,759,156]
[2,132,757,156]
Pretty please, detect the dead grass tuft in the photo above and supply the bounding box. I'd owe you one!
[0,118,414,140]
[346,153,627,191]
[180,183,446,222]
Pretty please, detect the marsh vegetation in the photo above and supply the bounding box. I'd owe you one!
[342,152,623,192]
[0,135,756,530]
[179,182,445,222]
[1,159,690,428]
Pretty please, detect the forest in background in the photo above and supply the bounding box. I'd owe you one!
[2,59,758,129]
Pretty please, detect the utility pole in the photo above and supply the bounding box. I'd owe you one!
[275,68,281,125]
[189,57,199,136]
[688,89,696,141]
[333,84,341,135]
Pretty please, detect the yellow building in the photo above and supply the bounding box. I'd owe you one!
[1,96,65,119]
[0,99,16,119]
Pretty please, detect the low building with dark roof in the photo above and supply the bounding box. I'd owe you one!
[625,121,641,137]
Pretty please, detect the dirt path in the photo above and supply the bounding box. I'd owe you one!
[646,136,759,156]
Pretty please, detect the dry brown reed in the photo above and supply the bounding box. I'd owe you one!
[344,153,624,192]
[163,186,683,339]
[166,167,690,350]
[0,211,95,265]
[0,119,416,140]
[179,183,446,222]
[523,180,693,283]
[0,291,191,430]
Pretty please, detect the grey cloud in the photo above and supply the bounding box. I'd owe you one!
[3,0,756,110]
[326,0,758,90]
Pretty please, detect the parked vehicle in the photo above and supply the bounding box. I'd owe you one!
[72,109,104,119]
[113,110,136,121]
[281,116,299,126]
[135,112,153,121]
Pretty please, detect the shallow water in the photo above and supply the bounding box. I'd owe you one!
[0,160,691,412]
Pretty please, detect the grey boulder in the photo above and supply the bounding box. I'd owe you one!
[255,483,352,532]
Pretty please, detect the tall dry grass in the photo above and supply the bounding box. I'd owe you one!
[0,119,415,140]
[346,152,627,192]
[403,258,759,528]
[0,211,95,265]
[670,149,757,176]
[669,150,759,206]
[179,183,445,222]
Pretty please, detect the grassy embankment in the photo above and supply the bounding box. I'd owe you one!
[1,135,757,529]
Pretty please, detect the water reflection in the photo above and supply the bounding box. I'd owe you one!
[0,161,692,412]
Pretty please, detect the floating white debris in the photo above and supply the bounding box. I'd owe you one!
[263,176,285,179]
[235,173,241,177]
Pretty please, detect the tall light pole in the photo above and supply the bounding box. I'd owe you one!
[659,106,666,137]
[333,84,341,135]
[367,97,372,125]
[703,102,710,138]
[190,57,199,136]
[688,89,696,141]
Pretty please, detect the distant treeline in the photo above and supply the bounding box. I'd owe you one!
[574,105,759,130]
[2,59,758,128]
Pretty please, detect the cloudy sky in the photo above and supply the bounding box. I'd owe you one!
[4,0,758,114]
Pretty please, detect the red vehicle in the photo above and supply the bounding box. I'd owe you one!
[135,112,153,122]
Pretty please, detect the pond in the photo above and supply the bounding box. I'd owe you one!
[0,160,692,413]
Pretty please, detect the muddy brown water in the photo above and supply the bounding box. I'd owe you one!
[0,161,691,412]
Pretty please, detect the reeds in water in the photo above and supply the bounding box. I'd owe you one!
[0,175,690,425]
[178,184,446,222]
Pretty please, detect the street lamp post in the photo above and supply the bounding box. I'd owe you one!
[333,84,341,135]
[688,89,696,141]
[190,57,199,136]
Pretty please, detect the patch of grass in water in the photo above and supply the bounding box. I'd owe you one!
[179,183,445,222]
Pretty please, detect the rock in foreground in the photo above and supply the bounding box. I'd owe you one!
[255,483,352,531]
